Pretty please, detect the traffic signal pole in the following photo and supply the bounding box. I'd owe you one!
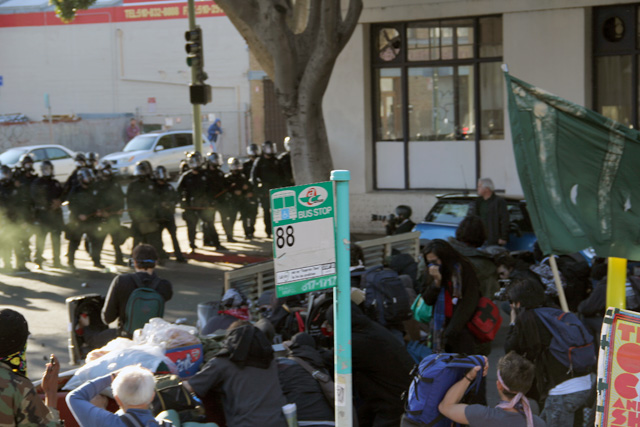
[187,0,202,154]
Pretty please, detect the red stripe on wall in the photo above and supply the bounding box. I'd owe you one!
[0,1,224,28]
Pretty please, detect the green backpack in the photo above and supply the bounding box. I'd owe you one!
[122,274,165,337]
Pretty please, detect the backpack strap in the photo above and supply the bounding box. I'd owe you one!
[131,273,162,291]
[289,356,332,384]
[121,413,144,427]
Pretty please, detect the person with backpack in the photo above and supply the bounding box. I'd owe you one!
[102,244,173,338]
[505,277,595,427]
[437,352,546,427]
[67,365,172,427]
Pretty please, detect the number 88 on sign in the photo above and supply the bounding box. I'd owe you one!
[270,182,337,298]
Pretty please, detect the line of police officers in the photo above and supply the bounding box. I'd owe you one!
[0,139,292,272]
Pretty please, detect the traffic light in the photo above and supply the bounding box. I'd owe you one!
[185,27,208,83]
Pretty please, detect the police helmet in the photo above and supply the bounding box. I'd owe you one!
[262,140,276,156]
[155,165,168,181]
[74,153,87,168]
[283,136,291,152]
[40,160,54,177]
[100,160,113,177]
[228,157,242,172]
[133,160,152,177]
[0,165,12,182]
[206,152,222,167]
[395,205,412,220]
[78,168,94,185]
[87,152,100,167]
[19,154,34,170]
[247,143,261,157]
[186,151,204,170]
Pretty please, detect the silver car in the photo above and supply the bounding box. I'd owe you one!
[0,144,77,182]
[103,130,207,178]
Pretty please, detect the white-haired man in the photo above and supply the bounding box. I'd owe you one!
[66,365,171,427]
[470,177,509,246]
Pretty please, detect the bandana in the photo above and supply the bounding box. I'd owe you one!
[496,370,534,427]
[0,344,27,377]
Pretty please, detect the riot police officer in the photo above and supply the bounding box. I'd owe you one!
[66,168,103,269]
[0,166,24,271]
[242,144,260,239]
[204,152,229,244]
[14,154,38,267]
[178,152,226,252]
[96,161,127,265]
[126,160,162,254]
[225,157,255,242]
[278,136,294,187]
[155,165,186,263]
[86,152,100,172]
[62,152,88,201]
[30,160,63,269]
[251,140,282,238]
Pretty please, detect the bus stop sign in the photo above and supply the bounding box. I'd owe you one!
[270,181,336,298]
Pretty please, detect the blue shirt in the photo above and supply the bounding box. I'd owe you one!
[66,374,160,427]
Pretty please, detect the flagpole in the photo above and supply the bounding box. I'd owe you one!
[548,255,569,312]
[606,257,627,309]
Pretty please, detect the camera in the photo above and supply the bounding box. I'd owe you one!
[493,279,512,301]
[371,213,396,223]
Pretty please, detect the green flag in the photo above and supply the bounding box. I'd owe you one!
[505,72,640,259]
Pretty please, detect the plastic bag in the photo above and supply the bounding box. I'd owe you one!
[134,318,201,349]
[63,338,177,391]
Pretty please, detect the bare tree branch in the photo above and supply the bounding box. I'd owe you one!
[338,0,363,51]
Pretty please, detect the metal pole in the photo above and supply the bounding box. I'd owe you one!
[606,257,627,309]
[187,0,203,154]
[330,169,352,427]
[548,255,569,313]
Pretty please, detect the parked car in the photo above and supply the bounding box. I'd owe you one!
[0,144,77,182]
[103,130,206,179]
[413,193,537,252]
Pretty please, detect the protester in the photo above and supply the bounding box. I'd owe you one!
[183,320,288,427]
[102,244,173,338]
[126,118,140,142]
[67,365,169,427]
[385,205,416,236]
[0,309,61,426]
[207,118,223,151]
[422,239,480,353]
[505,277,594,426]
[438,352,546,426]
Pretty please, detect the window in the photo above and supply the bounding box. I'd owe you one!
[174,133,193,148]
[594,5,639,128]
[45,147,69,160]
[372,16,503,190]
[30,148,47,161]
[156,135,176,150]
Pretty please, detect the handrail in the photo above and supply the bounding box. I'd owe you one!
[223,231,421,299]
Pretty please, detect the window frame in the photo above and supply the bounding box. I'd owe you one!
[371,16,503,191]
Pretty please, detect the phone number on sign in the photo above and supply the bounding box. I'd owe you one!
[300,276,337,292]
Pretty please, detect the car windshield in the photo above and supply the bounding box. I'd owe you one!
[0,147,29,165]
[425,200,471,224]
[123,135,156,152]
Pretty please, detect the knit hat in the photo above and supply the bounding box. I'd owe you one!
[0,309,29,357]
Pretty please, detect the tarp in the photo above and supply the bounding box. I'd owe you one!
[505,72,640,260]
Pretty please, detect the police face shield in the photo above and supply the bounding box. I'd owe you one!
[262,143,275,156]
[40,163,54,177]
[155,166,168,181]
[247,144,260,157]
[133,163,150,177]
[74,155,86,168]
[187,154,203,170]
[78,168,94,185]
[228,158,242,172]
[207,153,222,167]
[100,165,112,177]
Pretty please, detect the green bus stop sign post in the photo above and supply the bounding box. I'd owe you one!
[270,171,353,426]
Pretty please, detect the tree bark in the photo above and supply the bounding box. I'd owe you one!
[215,0,363,185]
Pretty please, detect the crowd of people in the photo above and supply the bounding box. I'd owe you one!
[0,139,293,272]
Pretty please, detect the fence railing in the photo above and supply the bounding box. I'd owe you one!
[223,231,421,300]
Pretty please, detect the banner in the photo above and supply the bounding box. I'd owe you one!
[505,72,640,259]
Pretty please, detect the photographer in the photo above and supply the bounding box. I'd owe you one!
[376,205,415,236]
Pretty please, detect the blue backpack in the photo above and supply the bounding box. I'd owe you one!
[534,307,596,374]
[404,353,485,426]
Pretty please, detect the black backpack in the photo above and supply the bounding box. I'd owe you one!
[362,265,412,326]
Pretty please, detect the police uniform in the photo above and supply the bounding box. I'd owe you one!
[96,174,127,265]
[126,176,162,254]
[155,179,186,262]
[177,168,222,250]
[13,168,37,266]
[277,151,294,187]
[203,165,228,244]
[0,178,23,270]
[30,175,64,267]
[250,155,282,237]
[67,180,103,268]
[242,158,259,239]
[224,169,254,241]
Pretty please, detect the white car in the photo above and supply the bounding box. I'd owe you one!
[0,144,77,182]
[103,130,207,179]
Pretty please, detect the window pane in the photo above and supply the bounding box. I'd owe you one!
[377,27,402,62]
[441,27,454,60]
[480,62,504,139]
[376,68,403,140]
[457,26,474,59]
[596,55,632,126]
[407,22,439,61]
[479,16,502,57]
[408,67,455,140]
[458,66,475,139]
